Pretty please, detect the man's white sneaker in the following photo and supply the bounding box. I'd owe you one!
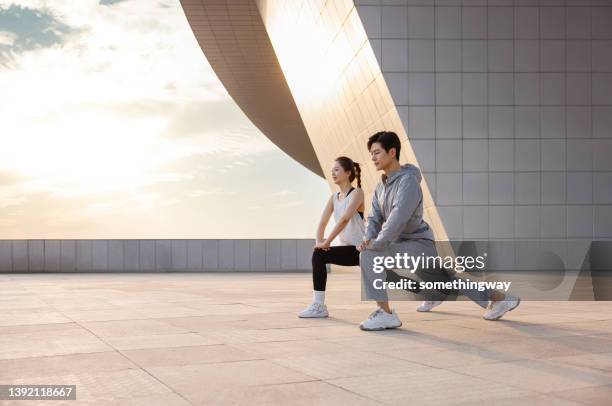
[298,302,329,318]
[483,295,520,320]
[416,300,443,312]
[359,308,402,331]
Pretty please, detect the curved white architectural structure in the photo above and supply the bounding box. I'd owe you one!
[181,0,612,259]
[181,0,449,241]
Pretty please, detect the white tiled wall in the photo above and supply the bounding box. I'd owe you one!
[355,0,612,242]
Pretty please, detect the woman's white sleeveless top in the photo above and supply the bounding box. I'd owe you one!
[332,188,365,247]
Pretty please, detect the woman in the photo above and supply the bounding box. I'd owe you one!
[298,156,365,318]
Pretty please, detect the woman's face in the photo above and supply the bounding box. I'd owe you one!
[331,161,350,185]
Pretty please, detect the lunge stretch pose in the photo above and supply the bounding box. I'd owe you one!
[358,131,520,331]
[298,157,365,318]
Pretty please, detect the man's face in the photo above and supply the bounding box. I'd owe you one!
[369,142,394,171]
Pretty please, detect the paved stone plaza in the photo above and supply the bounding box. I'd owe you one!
[0,270,611,405]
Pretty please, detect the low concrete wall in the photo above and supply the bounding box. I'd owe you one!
[0,239,315,272]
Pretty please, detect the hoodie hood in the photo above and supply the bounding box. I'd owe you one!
[384,163,422,185]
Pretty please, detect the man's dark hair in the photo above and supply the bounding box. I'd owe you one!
[367,131,401,161]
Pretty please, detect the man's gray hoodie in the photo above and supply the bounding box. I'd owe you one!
[365,164,434,251]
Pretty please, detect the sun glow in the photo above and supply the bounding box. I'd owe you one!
[2,113,166,197]
[0,0,332,239]
[0,0,211,199]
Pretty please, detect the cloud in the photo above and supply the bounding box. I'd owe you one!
[0,0,239,199]
[0,30,16,45]
[0,189,172,238]
[0,170,25,185]
[162,100,254,138]
[99,0,127,5]
[270,189,294,197]
[272,200,303,210]
[0,4,73,61]
[0,0,330,239]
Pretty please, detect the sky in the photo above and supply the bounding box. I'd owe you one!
[0,0,330,239]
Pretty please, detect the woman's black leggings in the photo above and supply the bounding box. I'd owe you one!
[312,245,360,291]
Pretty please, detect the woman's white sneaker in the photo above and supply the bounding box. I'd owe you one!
[483,295,520,320]
[359,308,402,331]
[298,302,329,318]
[416,300,443,312]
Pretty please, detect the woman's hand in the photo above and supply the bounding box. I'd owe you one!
[357,240,370,252]
[314,239,331,251]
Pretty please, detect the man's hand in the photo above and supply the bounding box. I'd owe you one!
[357,240,370,252]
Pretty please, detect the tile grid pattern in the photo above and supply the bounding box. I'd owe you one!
[0,239,314,272]
[353,0,612,271]
[1,272,612,405]
[356,0,612,244]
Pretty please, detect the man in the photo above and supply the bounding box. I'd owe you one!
[357,131,520,331]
